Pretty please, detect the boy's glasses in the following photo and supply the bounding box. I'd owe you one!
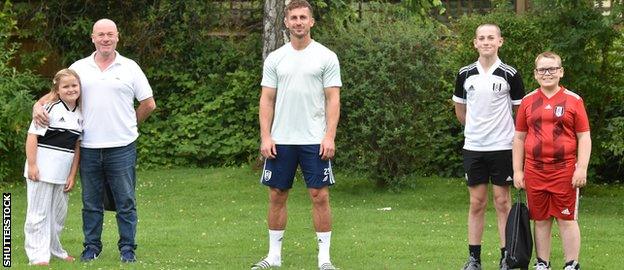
[535,67,561,75]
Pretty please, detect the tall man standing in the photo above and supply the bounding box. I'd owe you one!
[453,24,524,270]
[252,1,341,270]
[34,18,156,263]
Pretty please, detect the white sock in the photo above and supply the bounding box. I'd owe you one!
[316,231,332,266]
[267,229,284,265]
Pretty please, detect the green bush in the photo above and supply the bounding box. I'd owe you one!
[317,9,462,187]
[136,31,263,168]
[0,2,45,182]
[11,0,624,185]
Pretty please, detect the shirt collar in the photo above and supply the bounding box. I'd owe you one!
[475,57,501,75]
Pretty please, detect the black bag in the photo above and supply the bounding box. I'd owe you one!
[103,179,116,211]
[505,189,533,268]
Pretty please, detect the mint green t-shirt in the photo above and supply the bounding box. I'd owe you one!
[261,41,342,144]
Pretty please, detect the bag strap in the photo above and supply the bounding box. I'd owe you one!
[515,188,526,204]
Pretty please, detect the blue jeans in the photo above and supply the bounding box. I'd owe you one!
[80,142,137,252]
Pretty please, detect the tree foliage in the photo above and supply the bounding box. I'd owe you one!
[0,1,45,182]
[5,0,624,186]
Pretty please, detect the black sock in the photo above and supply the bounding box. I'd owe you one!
[500,247,506,259]
[469,245,481,262]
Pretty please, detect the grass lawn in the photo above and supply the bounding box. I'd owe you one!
[2,166,623,269]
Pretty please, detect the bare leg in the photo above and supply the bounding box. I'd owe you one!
[557,219,581,262]
[534,219,554,261]
[268,188,289,230]
[308,187,331,232]
[468,184,488,245]
[492,185,511,247]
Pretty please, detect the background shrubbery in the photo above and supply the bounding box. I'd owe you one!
[317,7,462,187]
[1,0,623,186]
[0,2,45,182]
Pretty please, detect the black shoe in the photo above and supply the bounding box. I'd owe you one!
[120,249,136,263]
[80,246,100,262]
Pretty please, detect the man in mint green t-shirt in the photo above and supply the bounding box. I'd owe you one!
[252,1,341,270]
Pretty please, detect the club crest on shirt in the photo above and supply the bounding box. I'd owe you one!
[263,170,272,181]
[555,106,564,117]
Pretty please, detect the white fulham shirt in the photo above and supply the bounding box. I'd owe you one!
[452,58,525,151]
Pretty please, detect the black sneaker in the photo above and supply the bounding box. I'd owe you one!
[80,246,100,262]
[461,256,482,270]
[120,249,136,263]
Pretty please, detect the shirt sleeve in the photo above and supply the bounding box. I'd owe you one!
[509,71,525,105]
[452,70,466,104]
[515,99,529,132]
[261,54,277,88]
[574,98,590,132]
[27,120,47,136]
[323,52,342,88]
[131,62,153,101]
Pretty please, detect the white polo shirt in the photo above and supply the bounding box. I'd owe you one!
[452,58,525,151]
[24,100,82,184]
[70,51,153,148]
[261,41,342,144]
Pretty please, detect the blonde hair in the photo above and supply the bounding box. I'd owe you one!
[49,68,81,106]
[475,23,502,37]
[535,51,562,67]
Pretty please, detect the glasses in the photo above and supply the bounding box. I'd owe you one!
[94,32,118,39]
[535,66,561,75]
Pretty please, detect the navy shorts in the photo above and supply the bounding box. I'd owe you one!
[260,144,335,190]
[463,149,513,186]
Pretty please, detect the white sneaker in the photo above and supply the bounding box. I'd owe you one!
[251,258,281,269]
[534,261,551,270]
[319,262,337,270]
[563,260,580,270]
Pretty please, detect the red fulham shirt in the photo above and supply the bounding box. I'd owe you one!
[516,86,590,170]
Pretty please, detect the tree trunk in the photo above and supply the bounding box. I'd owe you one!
[262,0,288,60]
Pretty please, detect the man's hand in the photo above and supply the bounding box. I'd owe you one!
[571,167,587,188]
[260,137,276,159]
[27,164,40,181]
[319,137,335,160]
[513,171,525,189]
[33,103,49,128]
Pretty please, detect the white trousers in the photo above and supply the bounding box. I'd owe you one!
[24,179,69,264]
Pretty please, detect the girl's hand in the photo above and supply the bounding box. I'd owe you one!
[64,177,75,192]
[28,164,40,181]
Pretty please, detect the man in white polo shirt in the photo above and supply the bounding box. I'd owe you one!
[33,18,155,263]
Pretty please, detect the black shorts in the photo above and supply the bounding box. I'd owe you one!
[463,149,513,187]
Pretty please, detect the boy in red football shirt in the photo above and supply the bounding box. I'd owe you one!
[512,51,591,270]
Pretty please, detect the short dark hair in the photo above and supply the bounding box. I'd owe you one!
[284,0,314,17]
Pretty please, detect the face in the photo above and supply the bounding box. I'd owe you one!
[284,7,315,39]
[91,20,119,57]
[534,57,564,89]
[57,76,81,104]
[473,25,503,58]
